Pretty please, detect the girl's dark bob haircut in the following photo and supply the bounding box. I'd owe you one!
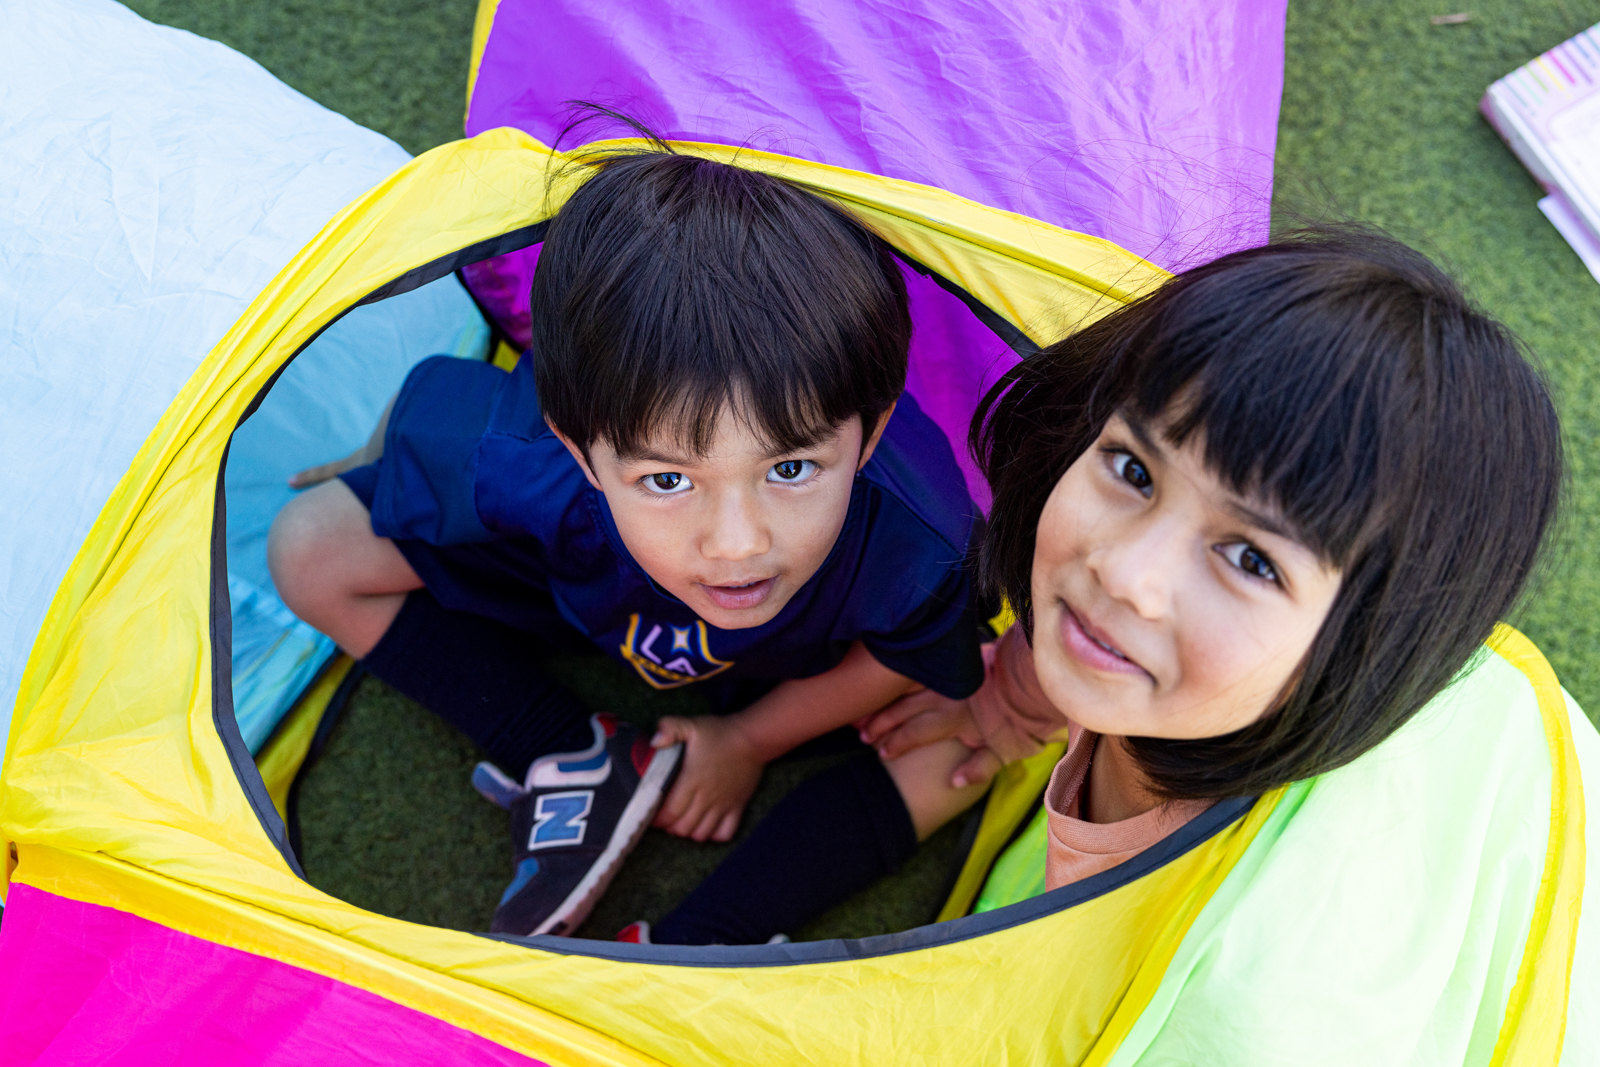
[974,229,1563,800]
[529,111,909,458]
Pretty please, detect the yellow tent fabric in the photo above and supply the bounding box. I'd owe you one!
[1,128,1588,1064]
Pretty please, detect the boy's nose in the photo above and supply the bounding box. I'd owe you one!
[701,492,771,562]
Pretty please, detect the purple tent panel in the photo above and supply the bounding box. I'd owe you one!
[461,0,1287,502]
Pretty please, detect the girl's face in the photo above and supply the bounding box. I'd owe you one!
[1030,412,1342,740]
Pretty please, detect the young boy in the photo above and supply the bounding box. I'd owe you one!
[269,146,990,937]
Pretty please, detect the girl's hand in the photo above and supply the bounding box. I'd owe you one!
[860,690,1002,789]
[860,689,982,759]
[650,715,765,842]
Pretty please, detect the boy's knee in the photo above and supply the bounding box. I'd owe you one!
[267,481,370,609]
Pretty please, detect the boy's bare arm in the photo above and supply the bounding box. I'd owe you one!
[650,641,922,842]
[287,394,395,488]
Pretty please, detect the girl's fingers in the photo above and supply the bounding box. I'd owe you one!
[951,747,1002,790]
[860,690,938,744]
[877,706,960,759]
[713,811,739,842]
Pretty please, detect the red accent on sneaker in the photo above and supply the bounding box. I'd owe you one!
[616,920,651,944]
[631,735,654,776]
[596,713,619,738]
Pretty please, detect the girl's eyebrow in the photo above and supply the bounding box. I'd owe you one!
[1121,414,1299,543]
[1121,415,1163,458]
[1225,499,1294,541]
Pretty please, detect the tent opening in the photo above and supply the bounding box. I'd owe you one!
[218,220,1249,953]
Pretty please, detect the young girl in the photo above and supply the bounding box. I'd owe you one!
[861,227,1564,899]
[643,228,1562,943]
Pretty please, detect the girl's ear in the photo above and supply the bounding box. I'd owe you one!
[546,417,605,491]
[856,400,899,470]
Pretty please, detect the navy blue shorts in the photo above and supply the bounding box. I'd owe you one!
[341,461,588,650]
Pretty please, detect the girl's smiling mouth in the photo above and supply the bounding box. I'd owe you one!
[700,576,778,611]
[1060,603,1153,681]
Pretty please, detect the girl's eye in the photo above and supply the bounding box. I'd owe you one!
[644,472,692,495]
[767,459,818,484]
[1111,451,1153,495]
[1219,542,1280,584]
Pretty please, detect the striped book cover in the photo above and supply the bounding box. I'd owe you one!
[1483,24,1600,281]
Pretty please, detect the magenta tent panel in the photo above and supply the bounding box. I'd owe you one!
[0,885,545,1067]
[467,0,1286,265]
[463,0,1286,503]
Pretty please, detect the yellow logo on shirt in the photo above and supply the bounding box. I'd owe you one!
[619,614,734,689]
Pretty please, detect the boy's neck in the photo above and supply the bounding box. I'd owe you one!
[1083,734,1163,824]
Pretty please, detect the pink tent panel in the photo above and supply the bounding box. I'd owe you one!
[0,885,544,1066]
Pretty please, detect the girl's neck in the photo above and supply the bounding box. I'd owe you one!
[1083,733,1163,824]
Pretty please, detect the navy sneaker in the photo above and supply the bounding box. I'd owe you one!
[489,714,681,937]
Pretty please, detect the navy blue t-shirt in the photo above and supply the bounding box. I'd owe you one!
[356,355,983,699]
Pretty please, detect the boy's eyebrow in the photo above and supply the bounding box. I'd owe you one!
[615,446,697,466]
[616,438,832,465]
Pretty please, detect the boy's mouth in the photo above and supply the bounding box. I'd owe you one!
[700,576,777,611]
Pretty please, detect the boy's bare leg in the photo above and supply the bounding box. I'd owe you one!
[885,738,990,841]
[267,478,422,658]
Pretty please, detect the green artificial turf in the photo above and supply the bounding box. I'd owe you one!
[1274,0,1600,706]
[125,0,1600,935]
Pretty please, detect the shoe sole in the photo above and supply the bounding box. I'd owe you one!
[529,742,683,937]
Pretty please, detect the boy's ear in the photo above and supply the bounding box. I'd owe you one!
[547,417,605,491]
[856,400,898,471]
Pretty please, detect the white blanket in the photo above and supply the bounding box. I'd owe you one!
[0,0,483,759]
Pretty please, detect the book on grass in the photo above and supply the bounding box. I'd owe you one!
[1482,23,1600,282]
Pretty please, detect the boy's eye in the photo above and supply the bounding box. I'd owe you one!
[1111,451,1153,495]
[644,472,692,495]
[767,459,818,484]
[1219,542,1280,584]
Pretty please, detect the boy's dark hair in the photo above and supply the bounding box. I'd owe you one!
[974,229,1563,800]
[528,128,910,458]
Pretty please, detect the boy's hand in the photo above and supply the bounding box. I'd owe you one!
[287,446,376,489]
[860,690,1002,789]
[288,395,395,489]
[650,715,765,842]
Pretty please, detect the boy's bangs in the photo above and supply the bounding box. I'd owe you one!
[532,149,909,458]
[615,371,845,460]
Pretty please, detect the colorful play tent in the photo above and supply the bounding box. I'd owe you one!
[0,0,1594,1063]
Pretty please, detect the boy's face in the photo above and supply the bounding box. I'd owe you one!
[551,403,894,630]
[1029,412,1342,741]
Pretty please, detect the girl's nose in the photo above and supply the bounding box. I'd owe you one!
[702,490,771,561]
[1087,516,1180,620]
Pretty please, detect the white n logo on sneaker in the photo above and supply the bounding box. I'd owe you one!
[528,790,594,850]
